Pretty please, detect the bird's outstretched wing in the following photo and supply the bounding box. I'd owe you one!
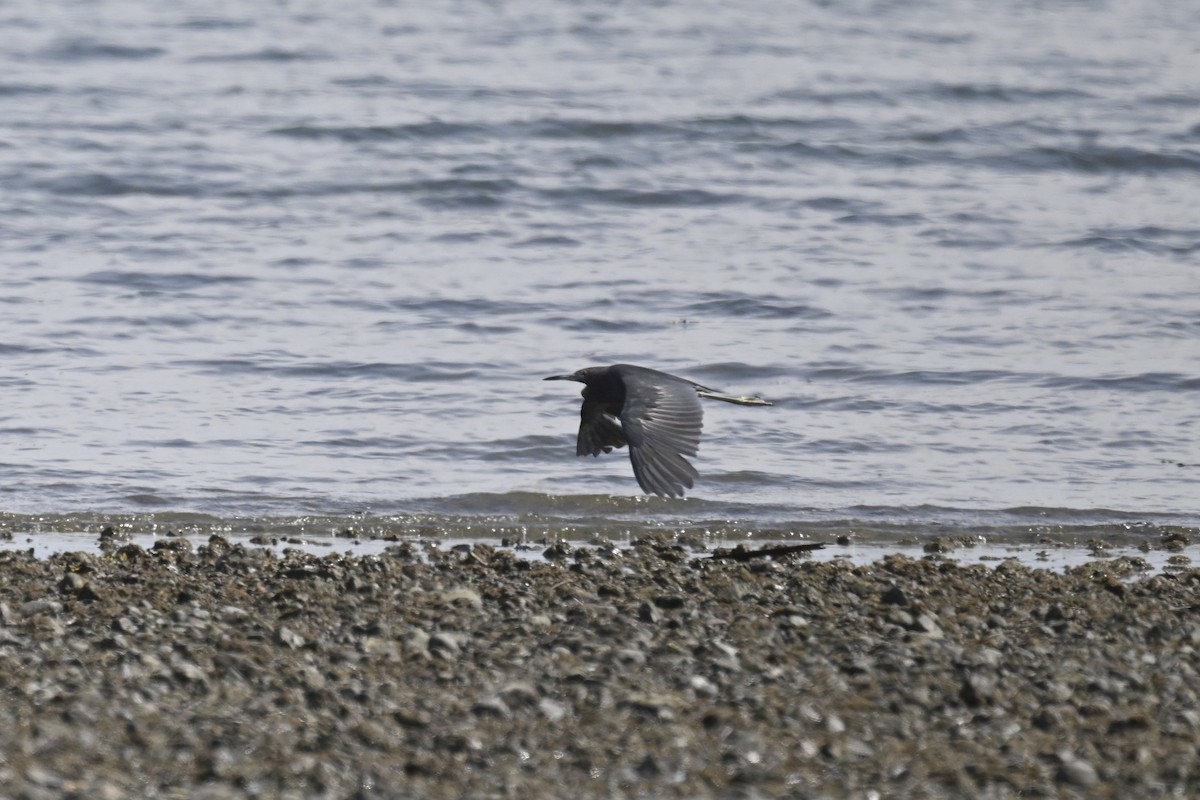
[616,368,703,498]
[576,396,627,456]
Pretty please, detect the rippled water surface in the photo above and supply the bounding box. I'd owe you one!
[2,0,1198,547]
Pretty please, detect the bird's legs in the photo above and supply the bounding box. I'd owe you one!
[695,389,774,406]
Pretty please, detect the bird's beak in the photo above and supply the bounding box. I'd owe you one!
[543,374,576,382]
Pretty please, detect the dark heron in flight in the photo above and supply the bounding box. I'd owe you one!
[544,364,773,498]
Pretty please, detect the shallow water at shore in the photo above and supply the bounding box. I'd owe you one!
[2,507,1193,574]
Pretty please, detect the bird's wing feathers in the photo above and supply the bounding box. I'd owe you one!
[576,396,627,456]
[618,372,703,498]
[629,445,699,499]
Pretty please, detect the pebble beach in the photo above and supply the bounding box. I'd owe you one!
[3,536,1198,798]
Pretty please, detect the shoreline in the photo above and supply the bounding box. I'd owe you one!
[1,525,1193,576]
[2,536,1198,797]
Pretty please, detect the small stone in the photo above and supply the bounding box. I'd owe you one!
[845,739,874,758]
[472,696,511,718]
[276,626,305,649]
[30,615,65,636]
[219,605,250,621]
[20,599,63,618]
[499,681,540,707]
[1046,681,1073,703]
[59,573,86,592]
[300,666,326,691]
[636,755,661,778]
[173,661,207,684]
[912,613,943,638]
[614,648,646,667]
[24,765,60,787]
[393,708,432,728]
[543,542,571,560]
[637,601,661,624]
[961,672,997,707]
[354,720,392,748]
[974,647,1004,668]
[1162,530,1189,550]
[1057,751,1099,787]
[623,692,683,719]
[361,636,399,658]
[538,698,568,722]
[1036,705,1065,734]
[440,587,483,610]
[653,594,686,610]
[429,631,464,657]
[91,781,125,800]
[403,629,431,655]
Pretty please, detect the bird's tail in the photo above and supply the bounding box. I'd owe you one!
[696,389,774,406]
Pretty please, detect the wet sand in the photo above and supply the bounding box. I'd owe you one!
[2,535,1198,798]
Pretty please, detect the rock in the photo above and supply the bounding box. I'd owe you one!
[538,698,568,722]
[688,675,718,697]
[20,598,63,618]
[1056,751,1100,787]
[614,647,646,667]
[637,601,661,624]
[498,681,539,707]
[403,629,431,656]
[912,612,943,638]
[59,572,86,592]
[275,626,305,649]
[439,587,483,610]
[652,594,686,610]
[960,672,998,707]
[353,720,392,748]
[360,636,399,658]
[471,696,510,718]
[428,631,464,658]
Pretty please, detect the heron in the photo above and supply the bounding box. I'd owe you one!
[544,364,773,498]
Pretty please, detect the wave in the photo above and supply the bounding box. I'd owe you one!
[3,504,1194,551]
[40,38,164,62]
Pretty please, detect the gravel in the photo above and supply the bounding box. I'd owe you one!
[1,535,1198,798]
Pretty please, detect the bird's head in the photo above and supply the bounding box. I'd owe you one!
[543,367,598,383]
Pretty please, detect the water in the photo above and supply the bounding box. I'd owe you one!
[2,0,1198,553]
